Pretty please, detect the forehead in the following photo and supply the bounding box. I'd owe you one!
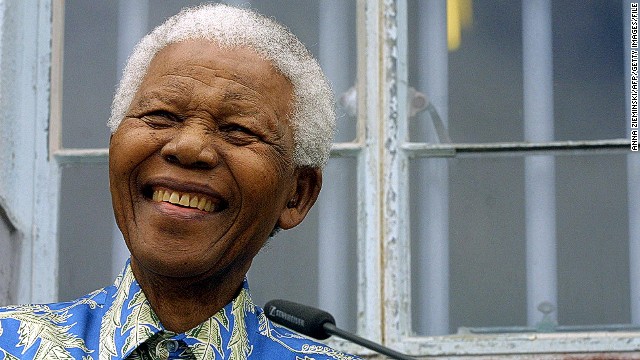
[136,39,294,115]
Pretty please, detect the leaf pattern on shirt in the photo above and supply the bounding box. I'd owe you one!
[227,288,252,360]
[121,289,161,356]
[32,339,76,360]
[99,264,136,360]
[256,312,300,353]
[0,305,90,359]
[257,312,357,360]
[71,289,104,310]
[257,311,305,344]
[186,309,228,360]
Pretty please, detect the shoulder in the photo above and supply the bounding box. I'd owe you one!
[251,308,361,360]
[0,288,108,359]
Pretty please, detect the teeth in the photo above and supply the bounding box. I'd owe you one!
[197,197,207,210]
[151,189,218,212]
[190,196,199,207]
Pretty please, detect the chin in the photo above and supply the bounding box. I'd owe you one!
[129,248,211,279]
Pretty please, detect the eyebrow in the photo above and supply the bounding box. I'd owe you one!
[221,89,250,103]
[135,92,174,110]
[134,77,284,130]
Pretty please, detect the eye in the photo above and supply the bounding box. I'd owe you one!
[219,123,260,145]
[221,124,252,134]
[141,110,181,128]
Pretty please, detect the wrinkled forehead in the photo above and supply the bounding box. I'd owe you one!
[131,39,295,124]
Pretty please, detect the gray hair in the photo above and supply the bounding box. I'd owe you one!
[107,3,335,169]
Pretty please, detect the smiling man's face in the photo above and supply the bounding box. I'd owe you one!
[109,40,315,284]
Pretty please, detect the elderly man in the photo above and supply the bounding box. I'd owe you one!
[0,4,358,359]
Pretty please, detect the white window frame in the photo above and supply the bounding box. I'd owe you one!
[0,0,60,305]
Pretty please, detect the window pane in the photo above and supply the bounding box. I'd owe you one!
[410,153,635,336]
[62,0,118,148]
[553,1,625,141]
[61,0,357,148]
[556,154,630,326]
[249,157,359,332]
[58,164,114,300]
[406,0,625,144]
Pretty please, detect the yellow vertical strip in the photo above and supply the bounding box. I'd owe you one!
[448,0,473,51]
[447,0,461,50]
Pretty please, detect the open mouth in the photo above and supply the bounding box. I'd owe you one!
[143,186,228,213]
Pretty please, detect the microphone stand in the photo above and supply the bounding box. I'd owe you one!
[322,323,417,360]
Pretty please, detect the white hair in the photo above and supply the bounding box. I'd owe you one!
[108,3,335,168]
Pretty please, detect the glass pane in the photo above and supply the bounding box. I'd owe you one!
[249,157,359,332]
[58,164,114,300]
[62,0,357,148]
[556,155,630,326]
[62,1,118,148]
[410,153,635,336]
[553,1,625,141]
[406,0,625,144]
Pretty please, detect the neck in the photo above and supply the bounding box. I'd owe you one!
[130,259,247,333]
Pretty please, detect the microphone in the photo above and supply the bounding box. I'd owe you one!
[264,300,416,360]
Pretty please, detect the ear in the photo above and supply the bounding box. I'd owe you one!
[278,167,322,230]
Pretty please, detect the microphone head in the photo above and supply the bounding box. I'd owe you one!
[264,299,336,340]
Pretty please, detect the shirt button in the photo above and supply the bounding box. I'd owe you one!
[155,339,181,360]
[165,339,180,353]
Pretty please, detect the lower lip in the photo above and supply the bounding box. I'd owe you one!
[151,200,213,219]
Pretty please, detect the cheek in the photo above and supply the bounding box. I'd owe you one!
[110,126,161,176]
[109,127,160,209]
[229,150,294,201]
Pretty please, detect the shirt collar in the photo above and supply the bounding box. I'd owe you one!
[99,260,256,359]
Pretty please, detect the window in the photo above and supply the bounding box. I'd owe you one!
[377,0,640,356]
[1,0,638,358]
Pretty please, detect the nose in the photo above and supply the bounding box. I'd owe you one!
[160,124,218,169]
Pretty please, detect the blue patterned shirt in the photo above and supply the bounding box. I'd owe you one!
[0,262,360,360]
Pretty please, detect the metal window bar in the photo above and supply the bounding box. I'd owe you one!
[317,0,357,332]
[412,0,451,337]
